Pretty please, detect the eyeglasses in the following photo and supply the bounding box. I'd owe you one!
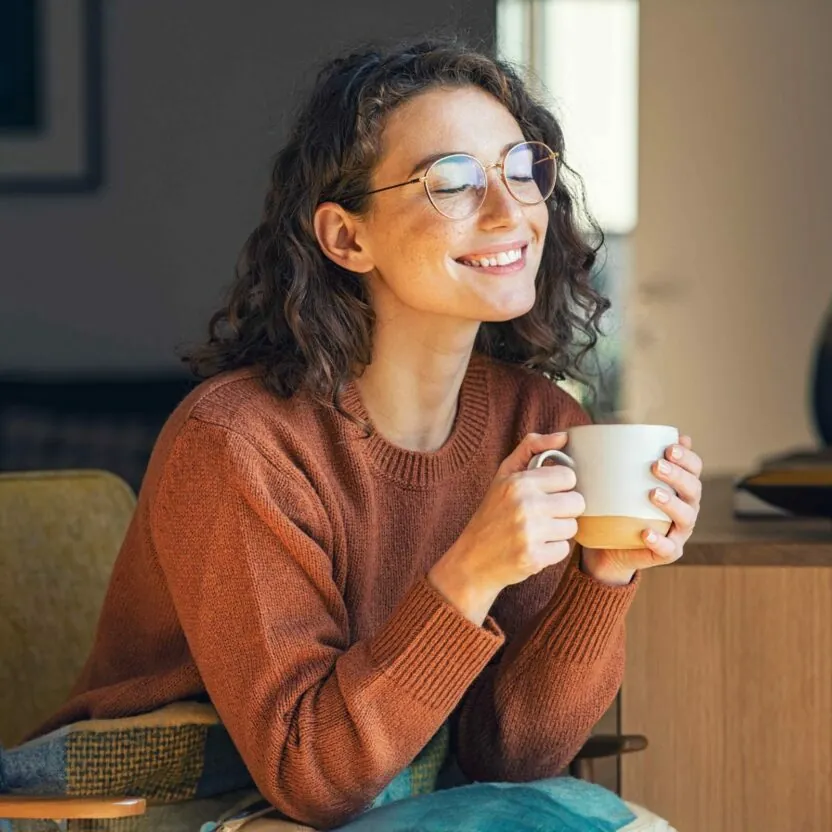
[356,140,559,220]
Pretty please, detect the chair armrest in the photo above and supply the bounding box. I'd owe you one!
[575,733,648,760]
[0,795,146,820]
[569,734,648,782]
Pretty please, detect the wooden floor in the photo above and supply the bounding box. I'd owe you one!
[621,565,832,831]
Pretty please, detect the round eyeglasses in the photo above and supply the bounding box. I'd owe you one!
[356,140,559,221]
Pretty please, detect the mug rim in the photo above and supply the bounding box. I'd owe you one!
[567,423,678,434]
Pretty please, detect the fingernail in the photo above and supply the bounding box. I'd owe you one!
[653,488,669,503]
[657,459,672,474]
[645,529,657,543]
[670,445,683,460]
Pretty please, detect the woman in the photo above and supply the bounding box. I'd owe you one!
[39,40,702,829]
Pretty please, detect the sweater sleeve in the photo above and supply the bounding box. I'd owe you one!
[450,381,638,782]
[451,554,637,782]
[151,418,503,829]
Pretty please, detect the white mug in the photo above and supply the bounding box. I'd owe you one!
[527,423,680,550]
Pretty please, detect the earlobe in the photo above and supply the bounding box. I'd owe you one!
[313,202,374,274]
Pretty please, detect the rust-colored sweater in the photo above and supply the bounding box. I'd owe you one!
[40,353,638,828]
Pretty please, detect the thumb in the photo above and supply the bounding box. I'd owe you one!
[498,431,569,476]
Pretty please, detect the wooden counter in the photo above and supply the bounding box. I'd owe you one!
[683,476,832,565]
[621,477,832,831]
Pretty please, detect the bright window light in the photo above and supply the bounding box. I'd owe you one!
[497,0,639,234]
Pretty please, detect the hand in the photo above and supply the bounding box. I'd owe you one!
[428,431,586,625]
[581,435,704,586]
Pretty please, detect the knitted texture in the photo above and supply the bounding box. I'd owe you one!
[33,353,638,829]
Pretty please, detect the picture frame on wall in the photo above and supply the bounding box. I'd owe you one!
[0,0,103,194]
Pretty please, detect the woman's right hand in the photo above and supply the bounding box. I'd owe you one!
[427,432,586,626]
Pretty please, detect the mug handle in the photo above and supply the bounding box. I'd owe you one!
[527,449,575,470]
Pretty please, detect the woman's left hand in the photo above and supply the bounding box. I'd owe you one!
[581,435,704,586]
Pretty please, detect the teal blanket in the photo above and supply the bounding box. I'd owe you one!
[338,776,636,831]
[200,774,637,832]
[337,723,637,832]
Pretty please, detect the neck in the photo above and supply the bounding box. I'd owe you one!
[354,324,478,453]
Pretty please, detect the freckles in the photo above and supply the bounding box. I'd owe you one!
[389,205,440,244]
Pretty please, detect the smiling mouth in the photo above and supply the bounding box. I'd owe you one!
[455,245,528,272]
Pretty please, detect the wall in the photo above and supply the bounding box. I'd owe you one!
[5,0,827,475]
[626,0,832,474]
[0,1,493,373]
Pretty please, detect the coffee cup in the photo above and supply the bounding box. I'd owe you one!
[527,423,679,550]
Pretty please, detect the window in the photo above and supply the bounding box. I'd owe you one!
[497,0,639,420]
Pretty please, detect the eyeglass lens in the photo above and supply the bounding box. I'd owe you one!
[425,141,556,219]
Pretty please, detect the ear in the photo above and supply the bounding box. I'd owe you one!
[313,202,375,274]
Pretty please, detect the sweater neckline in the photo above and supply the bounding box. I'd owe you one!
[339,352,491,488]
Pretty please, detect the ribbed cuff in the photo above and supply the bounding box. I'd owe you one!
[370,578,504,712]
[528,559,639,664]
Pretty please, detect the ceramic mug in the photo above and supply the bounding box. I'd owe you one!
[527,424,680,549]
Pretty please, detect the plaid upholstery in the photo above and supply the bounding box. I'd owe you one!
[2,713,451,832]
[65,723,205,802]
[0,703,253,804]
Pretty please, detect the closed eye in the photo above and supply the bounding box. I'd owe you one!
[432,183,476,195]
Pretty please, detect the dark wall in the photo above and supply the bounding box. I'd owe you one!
[0,1,496,373]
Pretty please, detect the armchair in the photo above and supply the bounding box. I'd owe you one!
[0,469,649,829]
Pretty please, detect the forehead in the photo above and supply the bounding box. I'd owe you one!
[377,86,526,172]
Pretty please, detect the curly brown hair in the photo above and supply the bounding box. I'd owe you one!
[183,38,610,425]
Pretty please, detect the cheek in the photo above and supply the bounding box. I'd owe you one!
[526,205,550,266]
[376,209,459,272]
[529,202,550,238]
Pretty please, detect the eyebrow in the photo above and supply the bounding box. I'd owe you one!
[406,141,521,178]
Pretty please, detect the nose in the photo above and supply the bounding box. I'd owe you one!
[477,166,523,230]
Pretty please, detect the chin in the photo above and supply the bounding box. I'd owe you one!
[498,285,538,319]
[480,295,537,323]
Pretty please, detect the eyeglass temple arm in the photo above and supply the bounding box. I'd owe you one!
[361,176,425,197]
[536,151,559,164]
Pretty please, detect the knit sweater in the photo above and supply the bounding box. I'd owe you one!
[38,352,638,829]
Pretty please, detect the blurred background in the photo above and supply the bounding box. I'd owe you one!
[1,0,830,485]
[2,4,831,829]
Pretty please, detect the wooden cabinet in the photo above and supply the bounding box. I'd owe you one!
[620,479,832,831]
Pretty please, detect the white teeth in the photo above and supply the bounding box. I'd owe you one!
[459,247,524,268]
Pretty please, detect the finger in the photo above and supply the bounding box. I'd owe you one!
[500,432,568,475]
[541,489,586,518]
[650,488,697,533]
[523,463,577,494]
[665,521,692,550]
[654,458,702,505]
[642,526,680,562]
[537,539,573,567]
[541,516,580,543]
[665,441,703,478]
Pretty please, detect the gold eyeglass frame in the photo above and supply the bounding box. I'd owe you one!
[357,140,560,220]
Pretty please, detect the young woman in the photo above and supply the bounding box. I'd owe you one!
[40,40,702,829]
